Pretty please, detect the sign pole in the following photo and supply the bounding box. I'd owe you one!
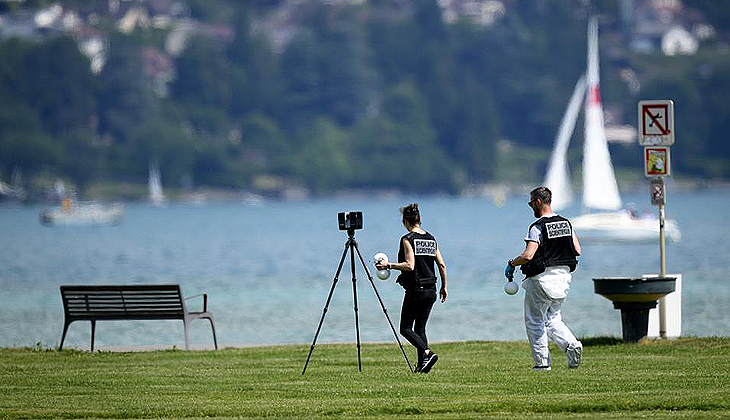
[641,100,674,339]
[658,201,667,338]
[659,203,666,278]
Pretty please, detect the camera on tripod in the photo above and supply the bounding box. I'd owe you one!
[303,209,412,374]
[338,211,363,231]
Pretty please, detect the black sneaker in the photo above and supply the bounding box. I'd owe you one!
[414,354,424,373]
[420,352,438,373]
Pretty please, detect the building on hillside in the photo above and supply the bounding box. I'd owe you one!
[438,0,506,26]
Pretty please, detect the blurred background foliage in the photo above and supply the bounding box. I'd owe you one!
[1,0,729,197]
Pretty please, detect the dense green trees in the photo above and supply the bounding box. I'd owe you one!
[1,0,730,198]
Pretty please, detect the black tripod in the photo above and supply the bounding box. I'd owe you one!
[302,229,413,374]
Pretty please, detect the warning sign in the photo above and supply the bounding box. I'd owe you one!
[645,146,671,177]
[638,100,674,145]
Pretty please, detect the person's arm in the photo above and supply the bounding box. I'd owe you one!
[510,240,539,267]
[435,248,447,302]
[378,238,414,272]
[572,232,581,256]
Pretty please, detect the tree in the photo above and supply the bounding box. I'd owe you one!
[59,128,100,194]
[22,36,96,137]
[290,117,350,193]
[280,30,322,131]
[0,103,60,177]
[350,81,458,192]
[172,37,232,109]
[127,117,196,186]
[228,5,283,120]
[97,33,156,147]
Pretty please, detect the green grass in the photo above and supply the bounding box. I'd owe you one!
[2,338,730,419]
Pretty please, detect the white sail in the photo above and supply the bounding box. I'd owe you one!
[544,75,586,211]
[582,17,621,211]
[554,17,680,243]
[148,162,166,206]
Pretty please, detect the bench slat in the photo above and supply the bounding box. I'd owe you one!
[66,306,182,311]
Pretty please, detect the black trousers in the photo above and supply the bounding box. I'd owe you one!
[400,286,437,361]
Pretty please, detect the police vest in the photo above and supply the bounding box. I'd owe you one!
[396,231,438,290]
[520,215,578,278]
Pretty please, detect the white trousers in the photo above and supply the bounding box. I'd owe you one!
[522,266,579,367]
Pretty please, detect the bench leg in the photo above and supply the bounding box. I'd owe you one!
[90,320,96,352]
[183,316,218,350]
[207,317,218,350]
[183,320,190,350]
[59,320,71,351]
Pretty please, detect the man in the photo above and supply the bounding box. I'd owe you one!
[505,187,583,371]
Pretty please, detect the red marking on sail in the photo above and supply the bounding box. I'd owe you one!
[588,85,601,105]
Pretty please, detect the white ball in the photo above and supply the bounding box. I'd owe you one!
[374,253,390,280]
[504,280,519,295]
[373,252,388,265]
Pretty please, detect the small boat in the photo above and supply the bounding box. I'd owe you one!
[544,17,680,243]
[40,199,124,226]
[571,210,680,244]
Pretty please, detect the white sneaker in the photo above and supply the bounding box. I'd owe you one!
[567,341,583,368]
[531,365,551,372]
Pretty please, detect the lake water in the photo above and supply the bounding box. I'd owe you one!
[1,188,728,350]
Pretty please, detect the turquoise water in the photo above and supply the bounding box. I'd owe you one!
[0,189,728,349]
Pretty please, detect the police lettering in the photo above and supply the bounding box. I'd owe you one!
[545,221,571,239]
[413,239,436,256]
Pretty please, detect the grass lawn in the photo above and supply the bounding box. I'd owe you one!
[1,338,729,419]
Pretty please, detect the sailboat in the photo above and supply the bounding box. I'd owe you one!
[0,168,27,202]
[148,162,167,206]
[544,17,680,243]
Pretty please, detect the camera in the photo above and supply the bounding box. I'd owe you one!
[338,211,363,231]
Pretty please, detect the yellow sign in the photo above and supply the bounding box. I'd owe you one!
[645,147,670,177]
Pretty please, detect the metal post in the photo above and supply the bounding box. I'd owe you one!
[659,203,666,277]
[658,202,667,338]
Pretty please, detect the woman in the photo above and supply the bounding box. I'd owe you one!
[376,203,448,373]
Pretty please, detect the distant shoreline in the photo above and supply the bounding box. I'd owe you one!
[5,177,728,205]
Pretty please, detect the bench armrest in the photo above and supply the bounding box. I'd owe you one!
[184,293,208,312]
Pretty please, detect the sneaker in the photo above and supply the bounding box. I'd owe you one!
[531,365,551,372]
[567,341,583,368]
[420,352,438,373]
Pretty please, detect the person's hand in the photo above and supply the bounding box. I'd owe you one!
[440,286,448,303]
[375,261,389,270]
[504,260,515,280]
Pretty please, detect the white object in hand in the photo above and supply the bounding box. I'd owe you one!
[504,280,519,295]
[374,252,390,280]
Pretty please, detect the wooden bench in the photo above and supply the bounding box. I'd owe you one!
[59,284,218,351]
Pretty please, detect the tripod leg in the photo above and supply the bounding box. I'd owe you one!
[350,239,362,372]
[302,242,350,374]
[353,242,414,373]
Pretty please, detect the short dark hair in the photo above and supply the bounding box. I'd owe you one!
[530,187,552,204]
[400,203,421,225]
